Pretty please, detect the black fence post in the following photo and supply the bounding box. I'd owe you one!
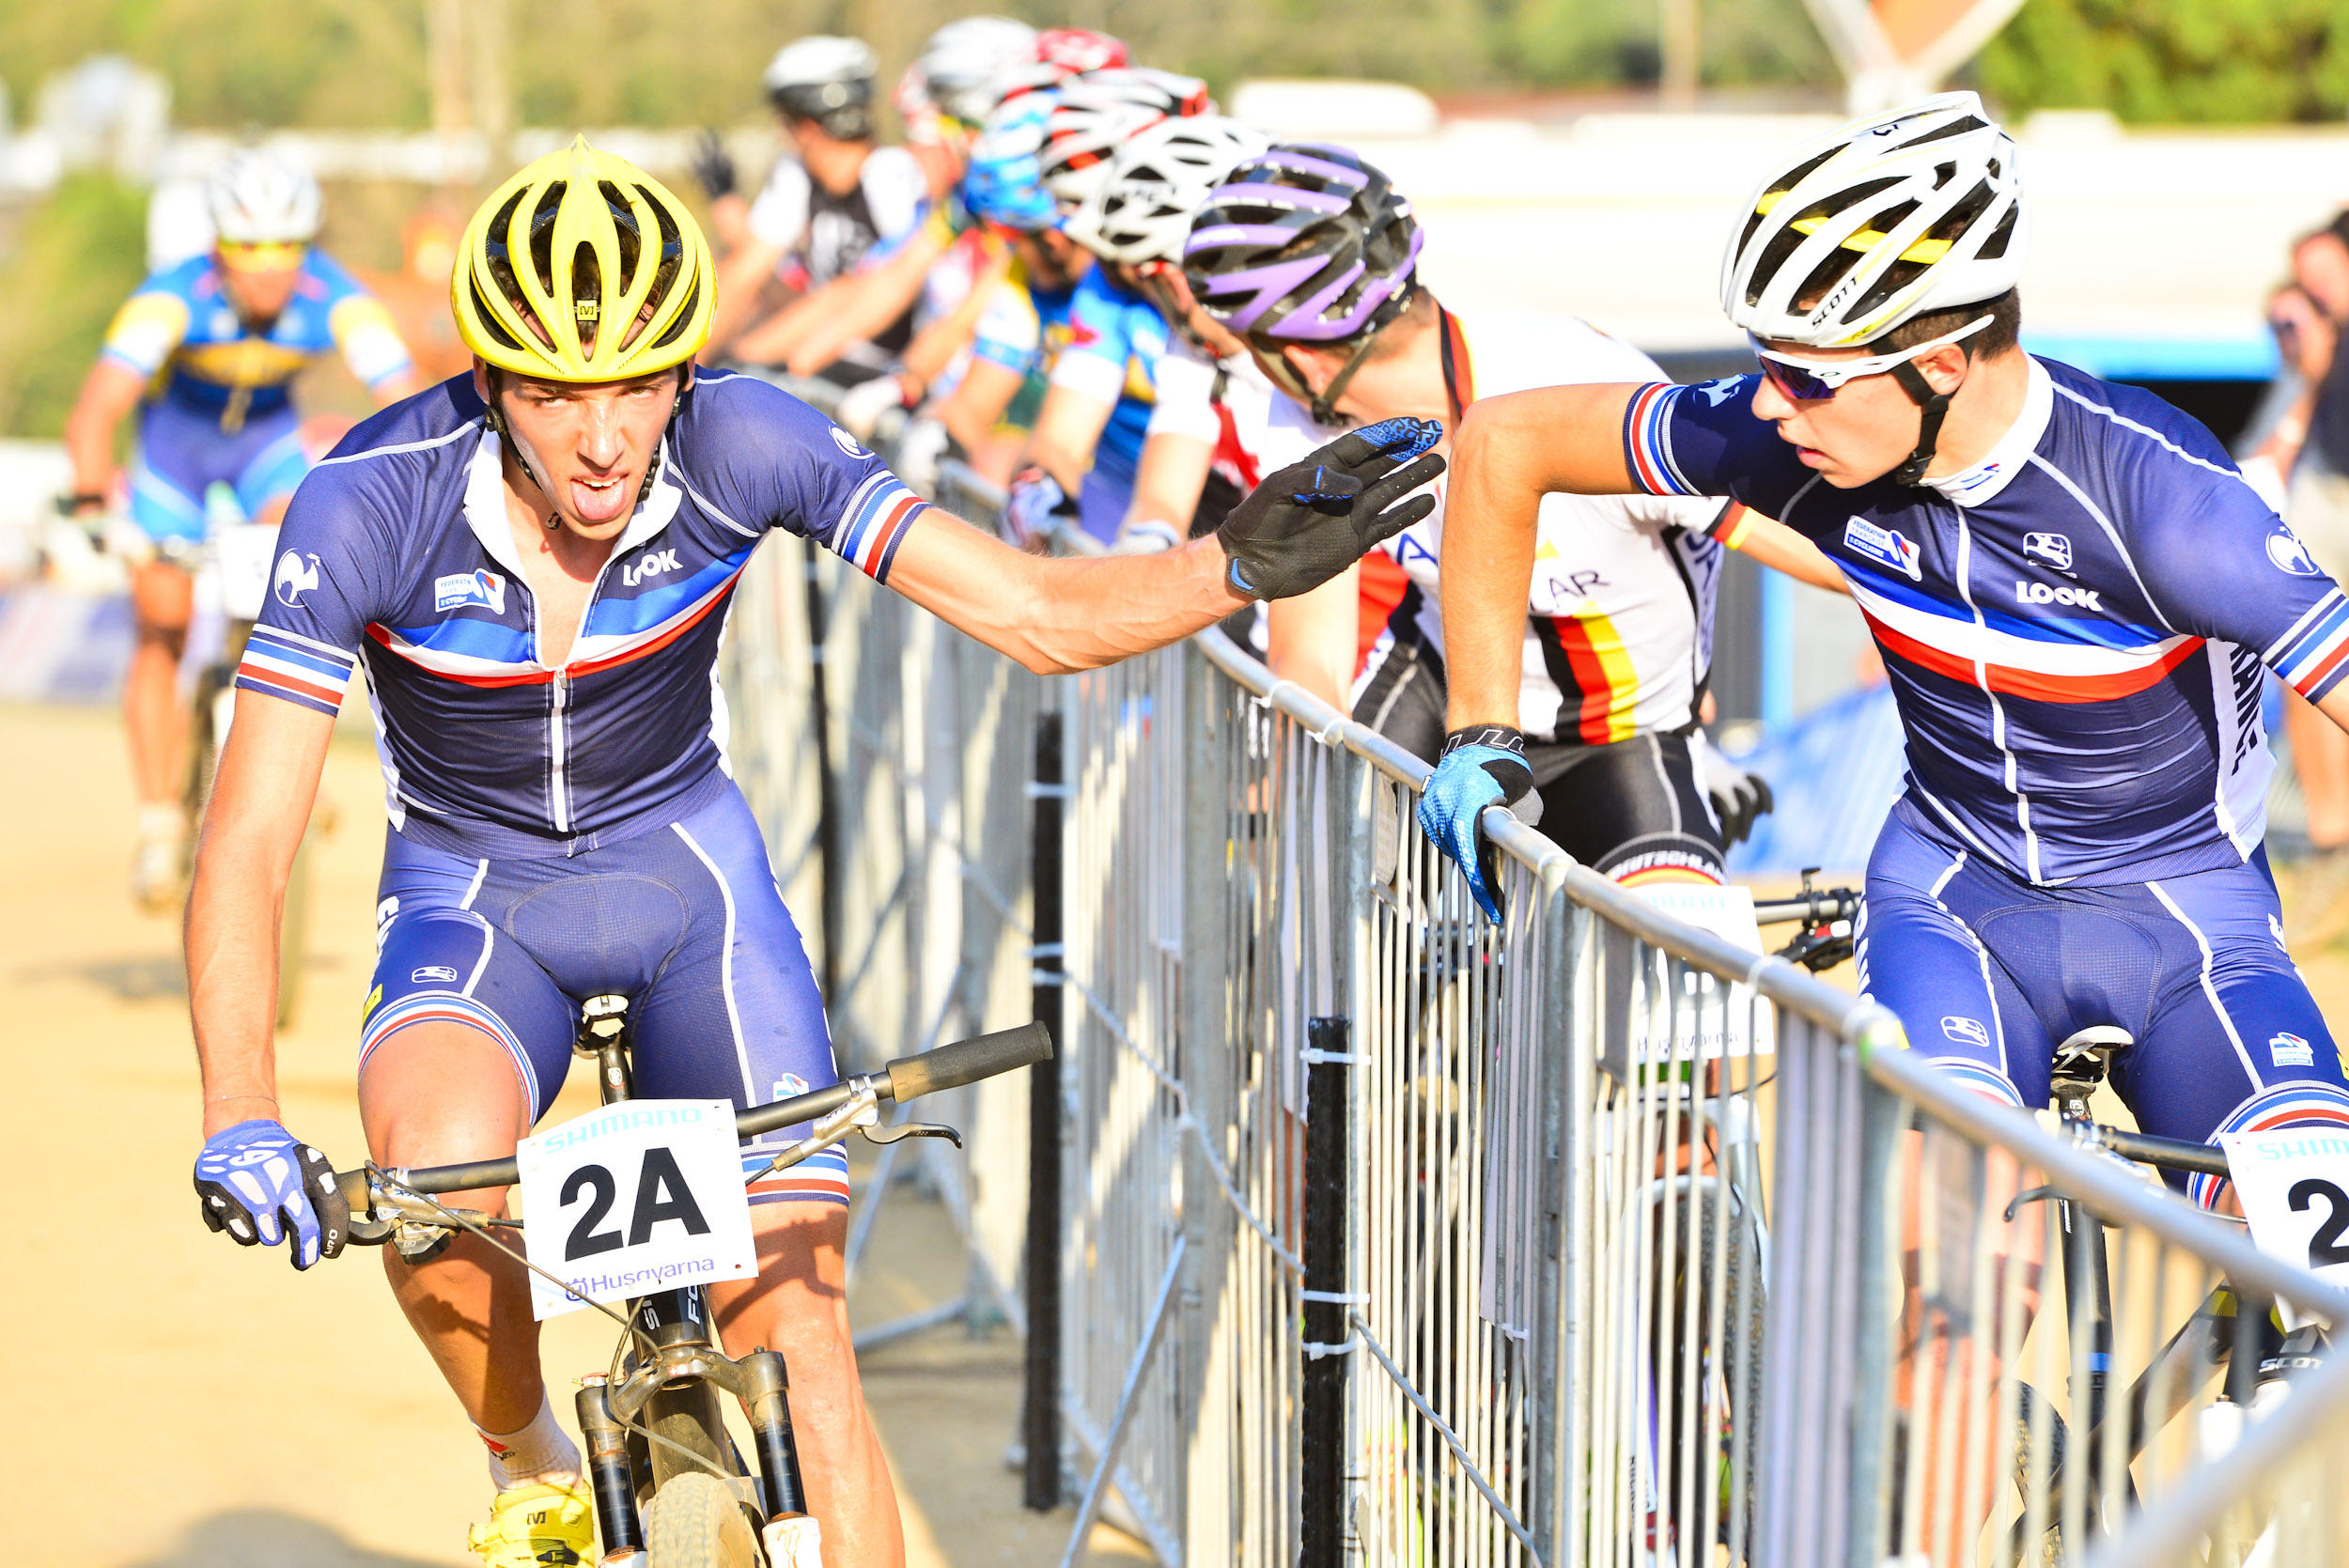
[1300,1014,1352,1566]
[1021,705,1066,1511]
[801,536,842,1007]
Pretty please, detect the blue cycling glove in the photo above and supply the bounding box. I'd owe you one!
[1216,418,1446,600]
[1418,725,1535,922]
[194,1117,350,1270]
[1003,465,1078,550]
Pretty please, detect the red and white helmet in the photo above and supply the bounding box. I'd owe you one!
[1040,69,1212,210]
[1034,27,1128,74]
[1722,91,2027,348]
[1065,115,1270,266]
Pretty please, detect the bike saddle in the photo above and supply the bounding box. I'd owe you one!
[2049,1025,2134,1107]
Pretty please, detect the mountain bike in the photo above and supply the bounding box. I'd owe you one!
[1992,1027,2331,1565]
[333,1005,1053,1567]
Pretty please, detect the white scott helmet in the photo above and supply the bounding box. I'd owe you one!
[912,16,1039,125]
[1722,91,2025,348]
[1065,115,1270,266]
[764,36,879,139]
[206,148,322,244]
[1040,69,1212,210]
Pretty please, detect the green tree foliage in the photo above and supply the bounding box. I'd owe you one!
[1978,0,2349,123]
[0,174,148,438]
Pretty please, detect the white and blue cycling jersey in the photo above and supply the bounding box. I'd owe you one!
[230,369,930,1203]
[236,369,927,857]
[1625,355,2349,887]
[1621,353,2349,1176]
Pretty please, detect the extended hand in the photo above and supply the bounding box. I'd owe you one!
[1417,726,1534,922]
[1216,418,1446,601]
[194,1117,350,1270]
[1694,732,1774,847]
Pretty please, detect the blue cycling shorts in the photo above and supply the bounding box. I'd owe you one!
[131,396,310,543]
[360,782,848,1205]
[1859,798,2349,1205]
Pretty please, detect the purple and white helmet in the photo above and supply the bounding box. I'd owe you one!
[1181,144,1422,344]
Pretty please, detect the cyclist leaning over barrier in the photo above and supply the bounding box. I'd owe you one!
[61,148,423,908]
[1178,144,1842,886]
[998,69,1212,548]
[183,138,1442,1568]
[702,36,926,380]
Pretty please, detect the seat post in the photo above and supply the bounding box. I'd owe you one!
[576,993,633,1105]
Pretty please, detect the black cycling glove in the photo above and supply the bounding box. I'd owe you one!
[690,130,738,202]
[1215,417,1446,601]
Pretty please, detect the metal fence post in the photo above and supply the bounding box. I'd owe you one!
[1533,878,1594,1568]
[1299,1013,1352,1567]
[1179,640,1237,1560]
[1023,695,1066,1511]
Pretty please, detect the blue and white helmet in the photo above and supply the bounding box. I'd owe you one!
[1722,92,2026,348]
[206,148,322,244]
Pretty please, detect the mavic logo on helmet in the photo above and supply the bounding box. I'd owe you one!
[2268,529,2321,577]
[272,550,321,608]
[575,300,599,321]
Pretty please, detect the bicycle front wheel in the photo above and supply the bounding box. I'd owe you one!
[641,1470,757,1568]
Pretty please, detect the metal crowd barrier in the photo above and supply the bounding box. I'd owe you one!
[718,367,2349,1567]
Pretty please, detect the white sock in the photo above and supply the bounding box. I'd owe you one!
[477,1390,583,1491]
[136,802,183,841]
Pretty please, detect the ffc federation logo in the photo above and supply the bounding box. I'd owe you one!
[1843,517,1922,582]
[434,568,507,614]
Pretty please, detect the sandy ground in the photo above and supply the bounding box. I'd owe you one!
[0,701,1143,1567]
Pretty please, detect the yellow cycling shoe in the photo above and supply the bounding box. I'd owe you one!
[467,1478,596,1568]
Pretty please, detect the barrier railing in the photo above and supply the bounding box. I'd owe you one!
[718,368,2349,1568]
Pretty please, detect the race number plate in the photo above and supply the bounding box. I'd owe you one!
[1624,882,1777,1064]
[2219,1127,2349,1322]
[516,1099,757,1320]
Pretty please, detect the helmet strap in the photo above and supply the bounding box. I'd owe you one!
[1889,357,1956,488]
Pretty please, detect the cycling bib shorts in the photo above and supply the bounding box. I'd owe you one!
[1861,799,2349,1204]
[131,396,308,542]
[362,783,848,1206]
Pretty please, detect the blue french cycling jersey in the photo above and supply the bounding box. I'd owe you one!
[1052,267,1165,484]
[233,369,928,856]
[1624,356,2349,886]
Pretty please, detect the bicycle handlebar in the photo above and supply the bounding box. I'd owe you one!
[337,1021,1054,1203]
[1750,888,1860,925]
[2092,1124,2232,1179]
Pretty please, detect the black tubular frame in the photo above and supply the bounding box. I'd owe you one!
[1022,706,1066,1511]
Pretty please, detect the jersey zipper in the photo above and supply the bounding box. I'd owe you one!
[549,669,571,833]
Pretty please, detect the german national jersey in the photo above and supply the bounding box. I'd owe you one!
[235,370,927,856]
[1623,354,2349,884]
[1378,313,1736,744]
[100,251,413,426]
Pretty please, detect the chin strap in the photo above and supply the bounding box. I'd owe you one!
[1889,358,1955,488]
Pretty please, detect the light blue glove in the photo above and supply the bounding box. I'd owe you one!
[194,1117,350,1270]
[1417,726,1535,922]
[1003,466,1078,549]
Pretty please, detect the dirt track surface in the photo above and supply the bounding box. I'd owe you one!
[0,701,1143,1566]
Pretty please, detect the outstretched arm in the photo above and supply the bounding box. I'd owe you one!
[1730,508,1847,594]
[1440,383,1641,728]
[883,422,1444,674]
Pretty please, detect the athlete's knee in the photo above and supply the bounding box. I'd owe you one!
[359,1018,533,1189]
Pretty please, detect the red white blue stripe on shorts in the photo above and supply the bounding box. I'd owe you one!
[829,474,927,584]
[742,1142,850,1206]
[2191,1085,2349,1208]
[235,625,357,716]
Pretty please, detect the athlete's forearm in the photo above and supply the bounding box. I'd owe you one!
[708,239,786,351]
[64,360,146,496]
[784,230,948,377]
[1733,511,1848,595]
[372,369,428,406]
[1440,402,1559,729]
[185,700,334,1136]
[1266,565,1360,713]
[1127,430,1213,538]
[1022,384,1113,493]
[887,508,1247,673]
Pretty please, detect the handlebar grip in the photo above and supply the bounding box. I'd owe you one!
[335,1168,371,1212]
[884,1022,1053,1103]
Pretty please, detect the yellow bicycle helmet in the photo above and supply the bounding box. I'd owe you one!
[452,136,713,381]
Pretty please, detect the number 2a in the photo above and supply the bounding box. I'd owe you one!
[2288,1177,2349,1268]
[560,1148,714,1261]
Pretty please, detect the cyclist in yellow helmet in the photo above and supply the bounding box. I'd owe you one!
[181,137,1442,1566]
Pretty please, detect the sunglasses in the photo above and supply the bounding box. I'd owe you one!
[1750,314,1992,402]
[217,241,307,272]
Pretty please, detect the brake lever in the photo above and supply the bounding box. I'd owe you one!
[863,1120,963,1149]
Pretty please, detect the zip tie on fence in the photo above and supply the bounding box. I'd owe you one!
[1024,780,1070,799]
[1071,976,1307,1278]
[1299,1047,1368,1066]
[1299,1334,1359,1360]
[1299,1289,1368,1305]
[1354,1319,1545,1562]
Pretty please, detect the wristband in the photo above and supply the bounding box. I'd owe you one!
[1441,724,1527,758]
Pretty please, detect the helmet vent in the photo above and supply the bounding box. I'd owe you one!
[468,276,528,351]
[1748,178,1898,307]
[1893,115,1986,151]
[571,242,603,351]
[1976,201,2019,261]
[648,278,701,350]
[527,183,566,293]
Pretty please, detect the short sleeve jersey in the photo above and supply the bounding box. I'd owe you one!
[1048,267,1166,479]
[1377,312,1738,744]
[101,250,413,423]
[234,370,929,857]
[1622,355,2349,884]
[745,146,926,291]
